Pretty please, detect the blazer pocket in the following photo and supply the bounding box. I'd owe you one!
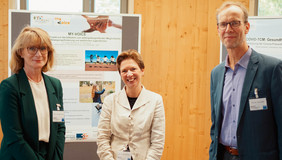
[248,88,266,98]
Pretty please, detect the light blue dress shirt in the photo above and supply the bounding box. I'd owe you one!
[219,47,252,148]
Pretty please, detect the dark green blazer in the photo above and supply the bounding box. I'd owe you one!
[209,50,282,160]
[0,69,65,160]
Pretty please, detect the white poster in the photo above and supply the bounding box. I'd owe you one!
[247,17,282,60]
[220,17,282,61]
[30,13,123,142]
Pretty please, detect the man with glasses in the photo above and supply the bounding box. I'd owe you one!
[209,2,282,160]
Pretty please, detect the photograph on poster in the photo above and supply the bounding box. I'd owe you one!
[92,103,102,127]
[79,80,115,103]
[85,50,118,71]
[82,15,122,33]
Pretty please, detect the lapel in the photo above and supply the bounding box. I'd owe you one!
[18,69,39,148]
[237,51,259,126]
[132,87,150,110]
[118,88,131,110]
[117,87,150,110]
[42,74,57,113]
[215,64,226,124]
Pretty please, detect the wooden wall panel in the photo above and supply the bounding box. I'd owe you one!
[0,0,8,80]
[0,0,9,145]
[134,0,248,159]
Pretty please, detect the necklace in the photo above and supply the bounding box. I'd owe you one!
[26,74,43,84]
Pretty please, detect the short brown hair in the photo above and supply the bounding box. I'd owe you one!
[117,49,145,73]
[10,26,55,73]
[216,1,249,23]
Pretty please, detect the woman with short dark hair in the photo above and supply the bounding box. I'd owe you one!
[97,49,165,160]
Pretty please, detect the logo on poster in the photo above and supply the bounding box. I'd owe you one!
[76,133,88,140]
[54,17,70,25]
[32,16,49,24]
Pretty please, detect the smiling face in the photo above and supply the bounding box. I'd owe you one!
[20,43,48,72]
[10,27,55,73]
[120,58,144,90]
[217,5,250,49]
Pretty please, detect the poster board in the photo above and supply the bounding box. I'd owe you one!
[220,17,282,62]
[9,10,141,159]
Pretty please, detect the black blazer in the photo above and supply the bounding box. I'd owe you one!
[209,50,282,160]
[0,69,65,160]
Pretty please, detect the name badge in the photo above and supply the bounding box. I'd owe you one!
[117,151,131,160]
[249,98,268,111]
[53,111,65,122]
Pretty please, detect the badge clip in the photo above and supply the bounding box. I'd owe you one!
[254,88,259,99]
[56,104,61,111]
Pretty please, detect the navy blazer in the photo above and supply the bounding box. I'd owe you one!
[209,50,282,160]
[0,69,65,160]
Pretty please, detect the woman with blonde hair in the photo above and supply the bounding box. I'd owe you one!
[0,26,65,160]
[92,84,105,103]
[97,49,165,160]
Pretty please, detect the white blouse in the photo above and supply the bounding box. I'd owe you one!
[28,77,50,142]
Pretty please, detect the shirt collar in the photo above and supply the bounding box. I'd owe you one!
[225,47,252,69]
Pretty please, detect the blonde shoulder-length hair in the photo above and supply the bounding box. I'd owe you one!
[10,26,55,73]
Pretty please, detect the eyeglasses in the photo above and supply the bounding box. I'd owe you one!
[27,46,48,55]
[217,21,243,30]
